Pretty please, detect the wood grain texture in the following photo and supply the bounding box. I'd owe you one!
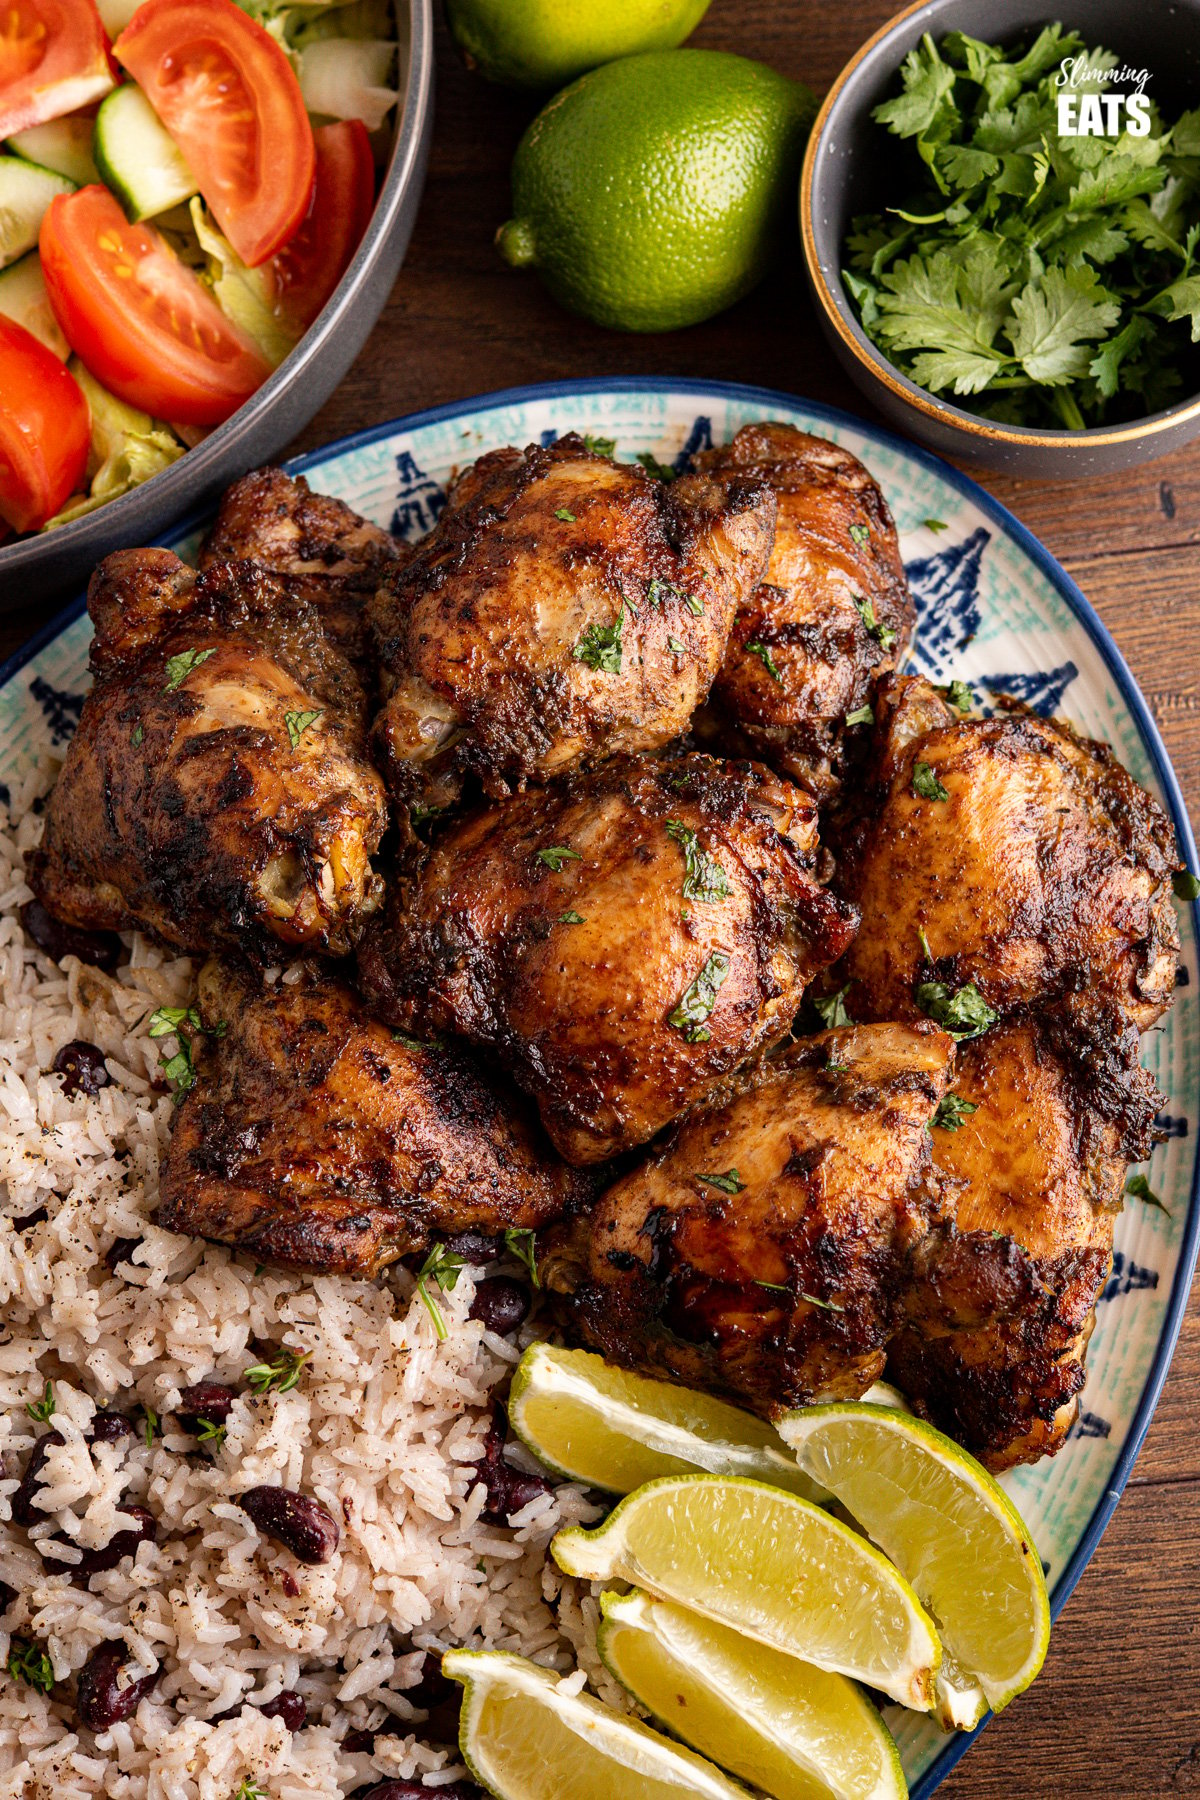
[3,6,1199,1793]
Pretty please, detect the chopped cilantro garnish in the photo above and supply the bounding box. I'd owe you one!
[814,984,854,1028]
[852,594,897,652]
[940,678,975,712]
[912,760,950,801]
[582,435,616,457]
[746,640,782,681]
[6,1639,53,1693]
[131,722,144,748]
[163,647,215,692]
[1173,871,1200,902]
[243,1347,312,1395]
[666,820,729,904]
[573,604,625,673]
[554,507,576,523]
[1127,1172,1171,1217]
[559,909,586,925]
[416,1242,466,1341]
[26,1380,54,1424]
[931,1091,978,1131]
[696,1169,744,1195]
[503,1226,541,1286]
[915,978,997,1041]
[636,451,677,482]
[845,702,875,727]
[668,951,731,1043]
[668,634,687,655]
[284,708,322,748]
[536,845,582,872]
[849,522,871,546]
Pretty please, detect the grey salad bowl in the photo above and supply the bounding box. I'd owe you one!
[800,0,1200,477]
[0,0,434,612]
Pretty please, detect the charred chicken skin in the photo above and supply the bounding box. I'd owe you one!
[29,550,388,961]
[693,424,914,799]
[198,466,407,670]
[542,1022,954,1416]
[837,675,1181,1032]
[891,1010,1163,1469]
[359,751,858,1165]
[158,960,584,1277]
[366,433,777,807]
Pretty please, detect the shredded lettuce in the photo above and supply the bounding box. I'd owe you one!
[297,38,397,130]
[44,361,186,529]
[189,197,298,368]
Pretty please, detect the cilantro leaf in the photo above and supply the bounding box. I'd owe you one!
[814,984,854,1029]
[915,979,998,1041]
[912,760,950,802]
[931,1091,978,1131]
[666,820,729,904]
[668,951,730,1043]
[573,604,625,673]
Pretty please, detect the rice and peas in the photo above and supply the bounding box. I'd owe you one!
[0,751,620,1800]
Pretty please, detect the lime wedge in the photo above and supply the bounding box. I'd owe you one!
[510,1342,821,1499]
[443,1648,753,1799]
[552,1475,940,1711]
[777,1403,1049,1724]
[598,1590,907,1800]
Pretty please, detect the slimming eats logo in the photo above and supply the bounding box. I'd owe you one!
[1056,54,1151,137]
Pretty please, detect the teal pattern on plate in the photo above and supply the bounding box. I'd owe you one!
[2,379,1196,1800]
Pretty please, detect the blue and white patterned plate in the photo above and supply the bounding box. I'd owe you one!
[3,378,1197,1798]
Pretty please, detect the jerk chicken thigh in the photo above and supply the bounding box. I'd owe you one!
[693,423,914,799]
[29,549,388,961]
[543,1021,955,1415]
[831,674,1181,1466]
[198,466,407,671]
[360,751,858,1164]
[159,960,583,1276]
[367,433,776,808]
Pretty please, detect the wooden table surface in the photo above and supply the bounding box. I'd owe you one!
[5,3,1200,1793]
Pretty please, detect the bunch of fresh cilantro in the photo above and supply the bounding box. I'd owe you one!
[842,25,1200,429]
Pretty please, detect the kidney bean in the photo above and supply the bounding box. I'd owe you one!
[260,1688,307,1729]
[0,1581,14,1615]
[468,1276,529,1336]
[237,1486,340,1564]
[176,1382,237,1432]
[67,1505,156,1582]
[90,1410,135,1445]
[75,1642,157,1730]
[470,1410,552,1525]
[11,1431,63,1527]
[105,1237,141,1271]
[442,1230,501,1264]
[20,901,123,974]
[51,1041,111,1099]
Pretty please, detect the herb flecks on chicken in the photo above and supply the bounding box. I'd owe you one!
[158,960,585,1277]
[541,1022,955,1417]
[693,423,915,800]
[358,751,858,1165]
[29,550,388,961]
[366,432,777,806]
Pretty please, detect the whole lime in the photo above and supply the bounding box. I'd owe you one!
[495,50,817,333]
[445,0,711,91]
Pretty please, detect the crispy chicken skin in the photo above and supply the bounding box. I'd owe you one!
[158,961,584,1277]
[693,424,914,799]
[891,1012,1163,1469]
[366,433,777,806]
[541,1023,954,1416]
[837,675,1181,1031]
[198,466,407,667]
[29,550,388,961]
[359,752,859,1165]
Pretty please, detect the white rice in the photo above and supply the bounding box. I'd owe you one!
[0,755,618,1799]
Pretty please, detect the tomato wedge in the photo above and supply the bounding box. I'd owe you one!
[115,0,315,268]
[0,0,114,138]
[40,185,270,427]
[270,120,375,331]
[0,315,89,533]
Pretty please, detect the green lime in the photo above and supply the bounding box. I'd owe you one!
[496,49,816,332]
[599,1591,908,1800]
[443,1649,751,1799]
[509,1341,823,1500]
[552,1474,941,1711]
[777,1403,1051,1728]
[446,0,711,91]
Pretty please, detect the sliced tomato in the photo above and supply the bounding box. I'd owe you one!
[40,185,270,427]
[269,120,375,331]
[0,314,89,532]
[115,0,315,268]
[0,0,114,138]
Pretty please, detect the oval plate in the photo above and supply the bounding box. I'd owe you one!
[2,377,1197,1797]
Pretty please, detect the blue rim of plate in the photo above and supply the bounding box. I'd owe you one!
[5,374,1198,1798]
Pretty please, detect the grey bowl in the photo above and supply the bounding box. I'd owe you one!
[800,0,1200,477]
[0,0,434,611]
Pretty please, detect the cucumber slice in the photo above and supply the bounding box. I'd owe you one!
[0,155,75,271]
[7,117,100,187]
[0,252,69,358]
[94,84,199,222]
